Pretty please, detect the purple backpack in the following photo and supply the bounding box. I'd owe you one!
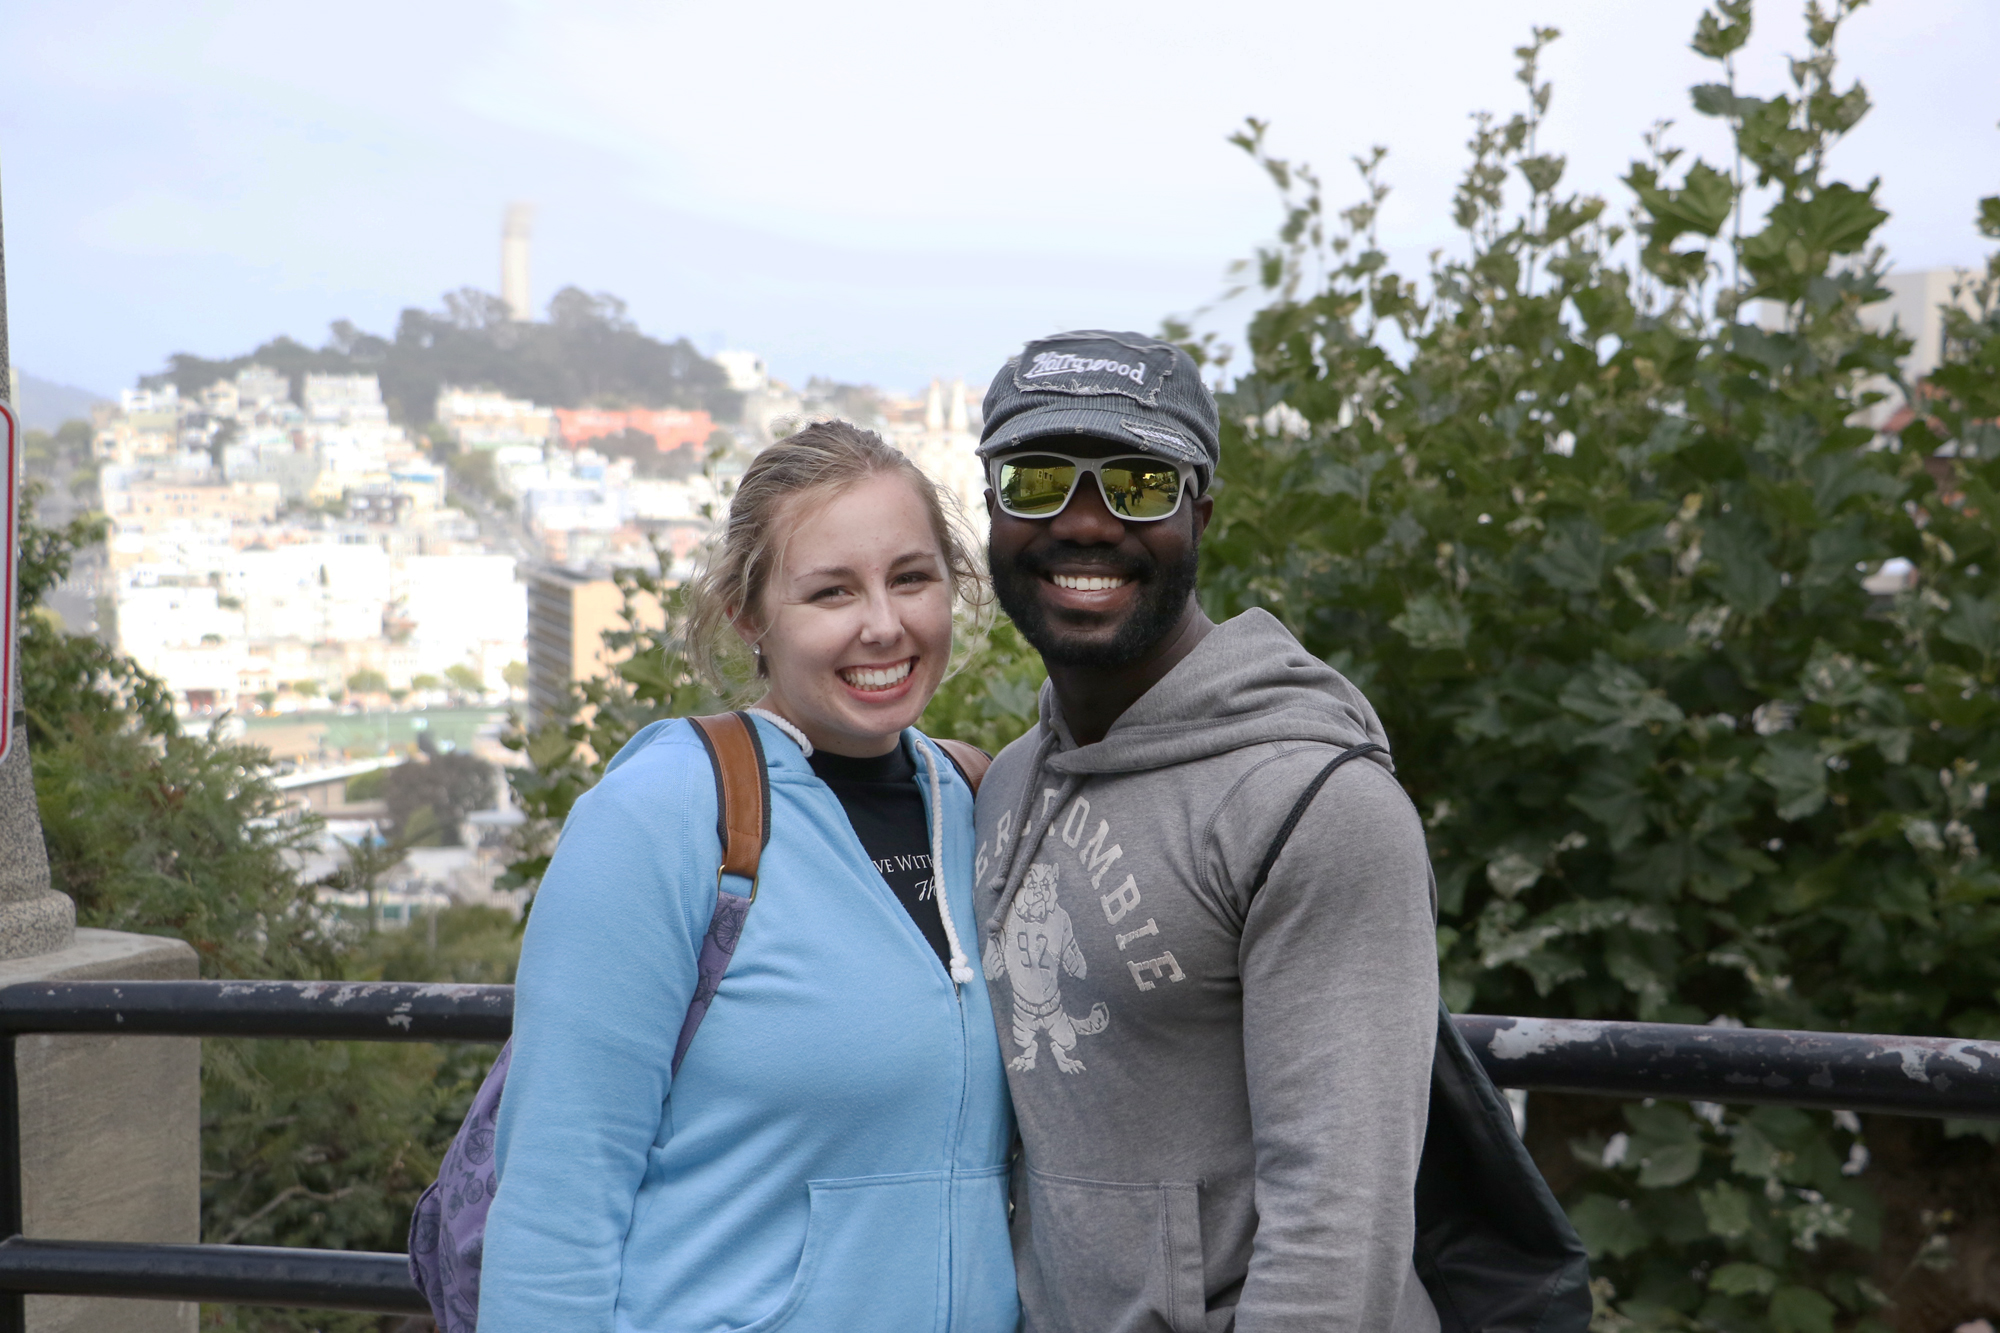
[407,712,770,1332]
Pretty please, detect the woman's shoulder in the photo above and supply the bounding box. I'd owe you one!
[575,717,718,820]
[537,719,720,919]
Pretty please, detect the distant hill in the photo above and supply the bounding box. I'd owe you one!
[141,287,741,427]
[13,372,112,432]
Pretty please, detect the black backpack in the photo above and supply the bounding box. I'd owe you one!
[1253,743,1593,1333]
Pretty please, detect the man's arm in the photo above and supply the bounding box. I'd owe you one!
[1233,757,1440,1332]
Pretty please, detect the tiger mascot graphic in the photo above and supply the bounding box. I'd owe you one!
[984,862,1110,1073]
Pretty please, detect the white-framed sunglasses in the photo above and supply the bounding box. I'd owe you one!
[988,450,1195,523]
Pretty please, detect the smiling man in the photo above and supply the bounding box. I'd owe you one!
[972,331,1443,1333]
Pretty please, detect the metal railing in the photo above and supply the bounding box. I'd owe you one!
[0,980,1993,1323]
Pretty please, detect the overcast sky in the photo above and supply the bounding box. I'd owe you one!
[4,0,1996,399]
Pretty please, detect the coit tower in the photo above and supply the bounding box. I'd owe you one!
[502,203,535,321]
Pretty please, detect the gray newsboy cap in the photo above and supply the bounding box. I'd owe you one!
[977,330,1220,482]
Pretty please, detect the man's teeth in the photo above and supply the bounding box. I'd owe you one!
[841,660,913,690]
[1052,573,1131,592]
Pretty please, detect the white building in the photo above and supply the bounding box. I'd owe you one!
[236,365,292,411]
[1767,268,1987,430]
[886,377,986,524]
[1860,269,1984,387]
[625,476,718,523]
[302,373,391,424]
[436,387,554,450]
[222,425,320,499]
[112,579,248,705]
[117,583,246,661]
[147,644,248,707]
[522,485,624,536]
[119,385,180,415]
[229,541,394,644]
[390,460,448,511]
[715,350,769,394]
[311,420,408,483]
[200,379,241,418]
[94,354,538,718]
[398,554,527,685]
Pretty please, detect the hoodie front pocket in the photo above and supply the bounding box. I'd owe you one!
[951,1165,1019,1333]
[730,1171,946,1333]
[1021,1168,1206,1333]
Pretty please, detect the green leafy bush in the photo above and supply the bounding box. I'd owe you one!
[344,765,389,803]
[917,615,1047,756]
[380,749,497,847]
[197,906,519,1333]
[1195,3,1998,1326]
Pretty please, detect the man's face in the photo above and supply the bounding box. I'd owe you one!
[985,435,1212,668]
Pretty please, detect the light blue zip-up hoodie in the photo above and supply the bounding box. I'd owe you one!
[478,715,1019,1333]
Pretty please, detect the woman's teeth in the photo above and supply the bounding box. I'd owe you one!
[840,660,913,691]
[1052,573,1131,592]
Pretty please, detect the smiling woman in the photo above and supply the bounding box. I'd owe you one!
[683,418,987,740]
[733,470,959,755]
[474,418,1018,1333]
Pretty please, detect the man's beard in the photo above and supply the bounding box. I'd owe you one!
[990,540,1200,668]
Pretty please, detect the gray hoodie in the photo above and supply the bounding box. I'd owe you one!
[975,609,1441,1333]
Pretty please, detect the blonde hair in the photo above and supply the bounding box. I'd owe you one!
[683,419,986,695]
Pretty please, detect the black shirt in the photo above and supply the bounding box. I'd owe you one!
[808,743,951,966]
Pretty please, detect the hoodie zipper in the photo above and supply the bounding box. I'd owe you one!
[801,742,974,1331]
[917,738,974,1333]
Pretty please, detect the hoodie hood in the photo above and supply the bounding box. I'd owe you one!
[981,608,1394,943]
[1040,607,1393,776]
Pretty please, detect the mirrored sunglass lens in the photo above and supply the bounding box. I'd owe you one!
[1096,459,1183,519]
[998,457,1078,515]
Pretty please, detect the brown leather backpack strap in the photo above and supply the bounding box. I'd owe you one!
[689,712,770,885]
[674,711,770,1076]
[934,738,993,796]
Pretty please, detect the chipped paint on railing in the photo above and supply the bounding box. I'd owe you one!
[1486,1017,1608,1061]
[1456,1014,2000,1118]
[1,981,1994,1119]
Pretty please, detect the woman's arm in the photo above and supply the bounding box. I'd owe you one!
[478,732,708,1333]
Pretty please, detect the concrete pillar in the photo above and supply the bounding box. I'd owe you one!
[0,725,78,963]
[2,932,200,1333]
[0,178,76,966]
[2,172,201,1333]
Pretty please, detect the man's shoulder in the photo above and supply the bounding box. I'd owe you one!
[982,727,1045,795]
[1219,741,1413,832]
[1195,741,1421,893]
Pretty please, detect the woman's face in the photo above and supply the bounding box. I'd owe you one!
[745,471,955,757]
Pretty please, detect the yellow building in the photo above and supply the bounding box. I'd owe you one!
[525,567,663,727]
[114,479,283,530]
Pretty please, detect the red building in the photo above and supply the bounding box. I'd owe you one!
[556,408,713,453]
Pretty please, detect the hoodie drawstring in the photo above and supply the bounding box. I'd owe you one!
[748,708,812,756]
[915,740,977,984]
[755,714,978,986]
[981,729,1079,947]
